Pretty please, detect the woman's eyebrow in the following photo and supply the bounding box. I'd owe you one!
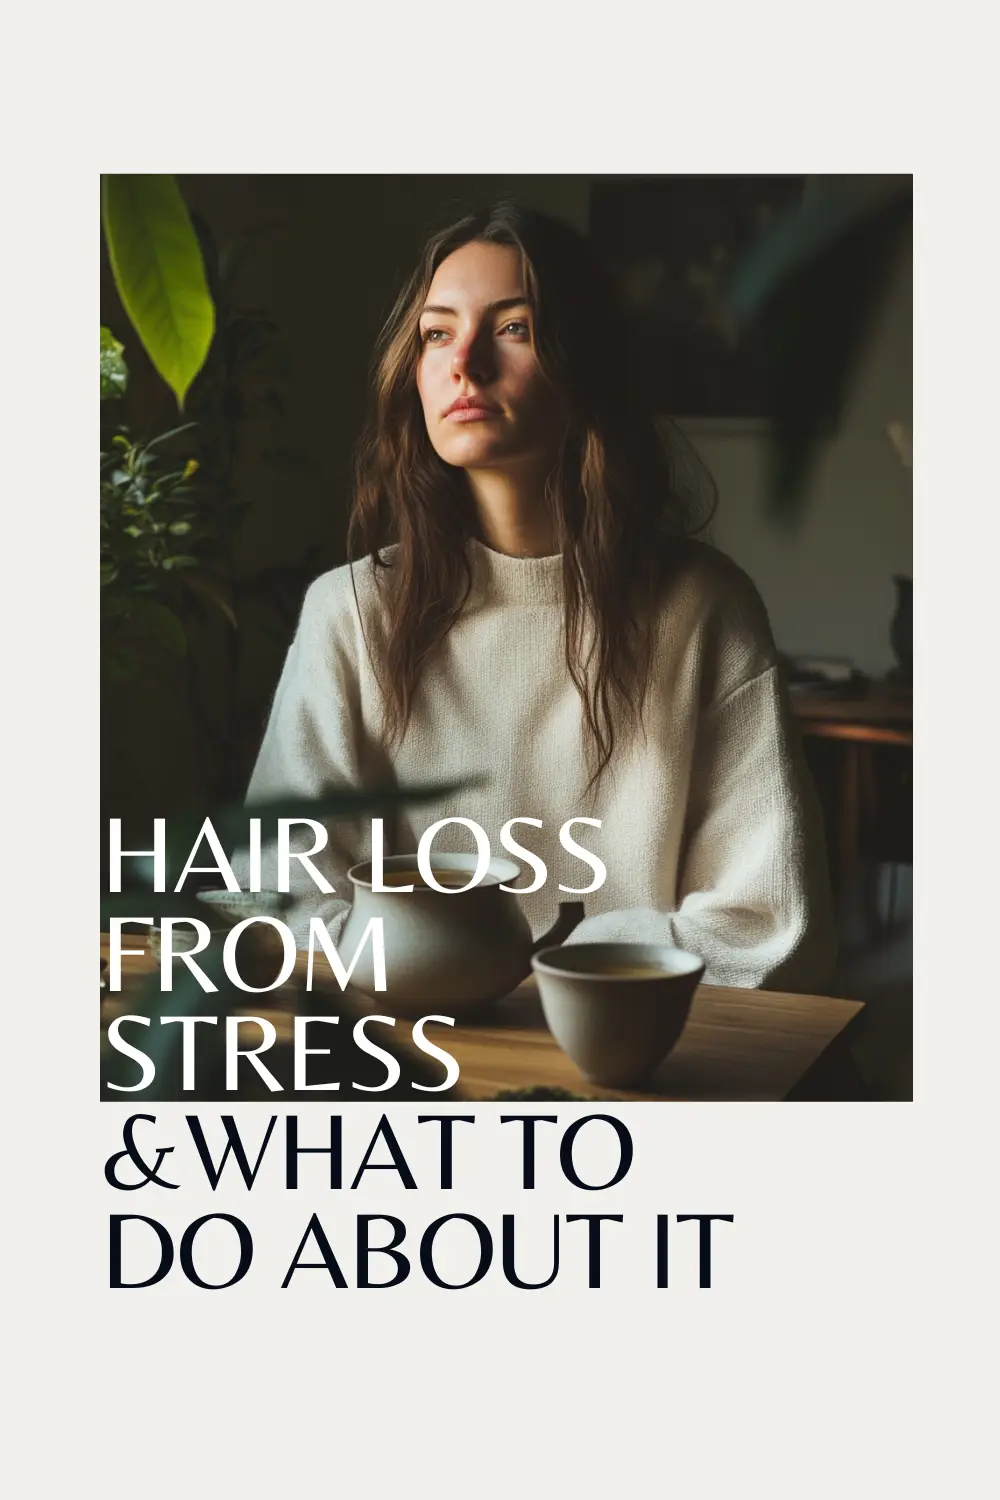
[420,296,531,317]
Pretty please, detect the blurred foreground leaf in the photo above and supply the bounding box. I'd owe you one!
[128,778,482,891]
[214,780,480,852]
[104,778,481,916]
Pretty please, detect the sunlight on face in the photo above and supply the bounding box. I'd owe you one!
[416,241,563,471]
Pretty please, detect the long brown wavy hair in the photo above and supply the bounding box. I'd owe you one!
[348,201,716,782]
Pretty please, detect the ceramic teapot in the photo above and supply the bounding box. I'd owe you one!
[339,852,584,1014]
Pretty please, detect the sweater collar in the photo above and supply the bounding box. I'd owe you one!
[467,536,564,606]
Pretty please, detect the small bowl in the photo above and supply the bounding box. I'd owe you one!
[148,889,288,964]
[194,888,288,924]
[531,942,704,1088]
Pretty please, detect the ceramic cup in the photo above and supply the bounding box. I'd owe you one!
[530,942,705,1088]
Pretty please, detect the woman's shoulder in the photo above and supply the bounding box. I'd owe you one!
[287,551,397,679]
[656,537,778,697]
[300,548,397,627]
[660,537,768,619]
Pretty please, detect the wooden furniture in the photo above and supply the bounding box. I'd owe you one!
[101,938,863,1103]
[789,677,912,728]
[790,679,912,906]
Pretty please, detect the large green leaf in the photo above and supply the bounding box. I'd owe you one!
[101,175,215,409]
[100,326,127,400]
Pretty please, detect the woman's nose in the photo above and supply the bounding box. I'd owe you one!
[451,326,493,384]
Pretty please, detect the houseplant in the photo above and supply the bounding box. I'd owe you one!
[100,177,473,1096]
[101,332,210,682]
[103,184,314,815]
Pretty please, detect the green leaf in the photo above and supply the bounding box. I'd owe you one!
[123,598,188,655]
[143,422,199,452]
[103,780,484,931]
[114,780,484,891]
[225,781,482,843]
[100,326,128,400]
[101,175,216,409]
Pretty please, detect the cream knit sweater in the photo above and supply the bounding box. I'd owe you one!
[243,537,835,991]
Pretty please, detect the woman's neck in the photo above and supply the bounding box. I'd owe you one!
[464,462,559,558]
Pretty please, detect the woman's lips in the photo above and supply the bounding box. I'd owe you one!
[446,406,502,422]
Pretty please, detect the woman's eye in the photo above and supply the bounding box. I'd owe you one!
[420,320,529,345]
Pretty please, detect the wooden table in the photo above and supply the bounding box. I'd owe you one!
[789,677,912,732]
[101,938,863,1103]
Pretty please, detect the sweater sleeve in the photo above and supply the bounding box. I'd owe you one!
[235,572,371,946]
[566,664,837,992]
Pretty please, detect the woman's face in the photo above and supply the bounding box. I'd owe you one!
[416,240,563,471]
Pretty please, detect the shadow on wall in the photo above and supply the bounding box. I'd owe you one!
[684,212,912,678]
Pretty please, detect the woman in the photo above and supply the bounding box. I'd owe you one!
[246,202,835,991]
